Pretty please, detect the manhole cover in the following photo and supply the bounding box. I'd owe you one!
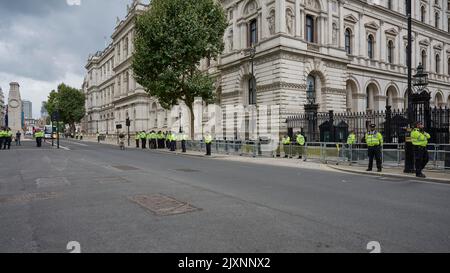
[36,177,70,188]
[0,192,60,204]
[95,177,129,184]
[174,169,200,173]
[130,194,200,216]
[111,165,140,171]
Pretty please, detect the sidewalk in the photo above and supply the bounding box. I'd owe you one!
[327,163,450,184]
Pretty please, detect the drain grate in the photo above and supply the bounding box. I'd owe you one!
[111,165,140,171]
[130,194,200,216]
[36,177,70,188]
[0,192,60,204]
[95,177,129,184]
[174,169,200,173]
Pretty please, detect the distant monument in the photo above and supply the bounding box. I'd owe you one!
[7,82,22,132]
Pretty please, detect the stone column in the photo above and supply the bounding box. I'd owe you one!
[275,0,286,33]
[295,0,301,37]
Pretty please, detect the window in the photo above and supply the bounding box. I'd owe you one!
[368,35,374,59]
[435,12,440,28]
[421,50,427,70]
[248,77,256,105]
[436,54,441,73]
[248,19,257,46]
[306,75,316,103]
[421,6,426,23]
[306,15,315,43]
[387,40,394,64]
[345,28,352,54]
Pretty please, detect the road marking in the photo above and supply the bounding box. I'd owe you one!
[65,141,89,147]
[58,145,70,151]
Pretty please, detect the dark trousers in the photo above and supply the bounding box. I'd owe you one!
[4,137,11,149]
[0,137,4,149]
[136,139,140,148]
[151,139,157,149]
[36,137,42,147]
[166,140,170,149]
[206,143,211,156]
[182,140,186,153]
[368,146,382,170]
[414,146,429,175]
[141,139,146,149]
[170,141,176,151]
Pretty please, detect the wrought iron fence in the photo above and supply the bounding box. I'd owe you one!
[286,106,450,144]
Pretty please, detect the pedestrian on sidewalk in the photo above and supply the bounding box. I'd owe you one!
[411,121,431,178]
[179,131,187,153]
[282,135,291,158]
[35,129,44,147]
[364,124,383,172]
[15,131,21,146]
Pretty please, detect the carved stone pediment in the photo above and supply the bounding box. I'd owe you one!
[364,21,380,30]
[344,14,358,24]
[244,0,258,15]
[305,0,321,11]
[384,28,398,36]
[433,44,443,51]
[419,39,430,47]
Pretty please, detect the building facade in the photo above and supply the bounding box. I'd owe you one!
[22,100,32,119]
[83,0,171,135]
[84,0,450,139]
[0,87,5,127]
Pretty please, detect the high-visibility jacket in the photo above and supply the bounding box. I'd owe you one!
[204,134,213,144]
[140,132,146,139]
[296,134,305,146]
[347,133,356,145]
[157,133,164,139]
[6,131,13,137]
[411,128,430,147]
[0,130,6,137]
[282,136,291,145]
[35,132,44,138]
[365,131,383,147]
[178,134,188,141]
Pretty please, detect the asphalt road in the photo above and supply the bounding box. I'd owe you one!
[0,138,449,253]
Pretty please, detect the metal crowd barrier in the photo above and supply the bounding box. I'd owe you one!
[183,140,450,170]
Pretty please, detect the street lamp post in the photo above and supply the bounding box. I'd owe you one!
[404,0,414,173]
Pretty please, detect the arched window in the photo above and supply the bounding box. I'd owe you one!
[345,28,352,54]
[306,15,315,43]
[421,50,427,70]
[248,19,258,46]
[368,35,374,59]
[421,6,426,23]
[436,54,441,74]
[435,12,440,28]
[387,40,394,64]
[248,77,256,105]
[306,75,316,103]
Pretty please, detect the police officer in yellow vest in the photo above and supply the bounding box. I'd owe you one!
[135,132,140,148]
[364,124,383,172]
[140,131,147,149]
[346,130,356,161]
[0,127,6,150]
[205,132,213,156]
[295,132,306,159]
[411,121,431,178]
[178,131,188,153]
[157,131,164,149]
[35,129,44,147]
[282,135,291,158]
[4,128,13,150]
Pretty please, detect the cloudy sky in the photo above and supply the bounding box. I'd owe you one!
[0,0,138,118]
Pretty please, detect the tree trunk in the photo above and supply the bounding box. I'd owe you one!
[187,104,195,140]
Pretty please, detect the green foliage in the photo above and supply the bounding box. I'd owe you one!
[45,83,85,131]
[132,0,227,135]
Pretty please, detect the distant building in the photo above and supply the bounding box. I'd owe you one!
[22,100,32,119]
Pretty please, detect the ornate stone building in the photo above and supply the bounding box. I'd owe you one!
[84,0,450,139]
[0,87,5,127]
[83,0,170,135]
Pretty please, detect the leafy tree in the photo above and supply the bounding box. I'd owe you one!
[132,0,227,138]
[45,83,85,134]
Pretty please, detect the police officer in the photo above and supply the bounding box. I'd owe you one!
[150,131,157,149]
[282,135,291,158]
[97,132,100,143]
[295,131,306,159]
[140,131,147,149]
[346,130,356,161]
[135,132,140,148]
[411,121,431,178]
[364,124,383,172]
[157,131,164,149]
[168,131,175,152]
[35,129,44,147]
[204,132,212,156]
[5,128,13,150]
[165,132,171,150]
[179,131,188,153]
[0,127,6,149]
